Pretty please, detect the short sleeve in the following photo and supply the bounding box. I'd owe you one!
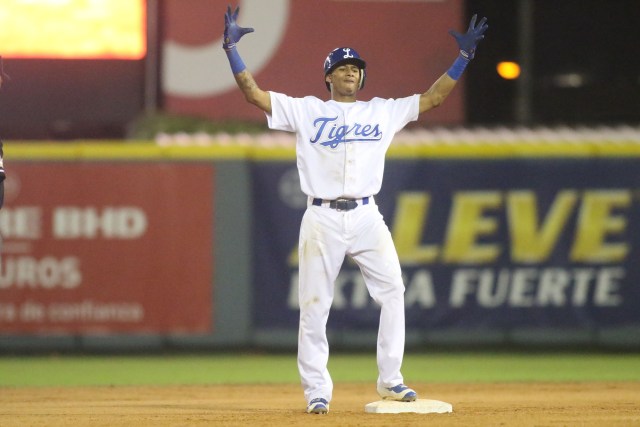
[265,91,297,132]
[384,94,421,133]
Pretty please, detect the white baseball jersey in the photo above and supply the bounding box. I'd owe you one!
[266,90,420,404]
[266,92,421,199]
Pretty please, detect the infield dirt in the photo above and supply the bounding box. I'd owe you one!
[2,382,639,426]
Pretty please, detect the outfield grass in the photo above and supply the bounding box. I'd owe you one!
[0,352,638,387]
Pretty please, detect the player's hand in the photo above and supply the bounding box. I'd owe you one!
[223,5,254,51]
[448,14,488,60]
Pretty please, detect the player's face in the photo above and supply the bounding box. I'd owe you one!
[327,64,361,98]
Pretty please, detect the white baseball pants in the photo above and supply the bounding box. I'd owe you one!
[297,198,406,403]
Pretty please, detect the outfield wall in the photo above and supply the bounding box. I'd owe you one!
[1,139,640,352]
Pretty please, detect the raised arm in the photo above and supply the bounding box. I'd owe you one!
[419,14,488,114]
[223,6,272,114]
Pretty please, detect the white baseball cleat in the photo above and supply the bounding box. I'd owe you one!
[306,397,329,414]
[377,384,418,402]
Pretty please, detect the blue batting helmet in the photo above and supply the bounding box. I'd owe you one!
[323,47,367,91]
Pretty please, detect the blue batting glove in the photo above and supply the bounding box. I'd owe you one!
[448,14,488,60]
[223,5,254,51]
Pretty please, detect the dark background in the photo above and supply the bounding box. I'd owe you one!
[465,0,640,125]
[0,60,145,139]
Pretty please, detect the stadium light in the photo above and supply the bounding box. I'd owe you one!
[496,61,521,80]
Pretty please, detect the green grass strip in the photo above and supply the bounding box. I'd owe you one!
[0,353,638,388]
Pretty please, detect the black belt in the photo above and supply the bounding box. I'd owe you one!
[312,197,370,211]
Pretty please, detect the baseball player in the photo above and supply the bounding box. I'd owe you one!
[222,6,487,414]
[0,56,8,209]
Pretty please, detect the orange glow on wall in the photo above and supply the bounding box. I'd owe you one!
[0,0,146,59]
[496,61,521,80]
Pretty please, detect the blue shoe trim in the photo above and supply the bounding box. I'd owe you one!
[307,398,329,414]
[383,384,417,401]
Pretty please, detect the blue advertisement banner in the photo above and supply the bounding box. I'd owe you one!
[251,157,640,333]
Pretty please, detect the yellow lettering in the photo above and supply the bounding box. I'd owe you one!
[571,190,630,262]
[288,245,298,267]
[391,192,438,265]
[443,191,501,264]
[508,190,578,263]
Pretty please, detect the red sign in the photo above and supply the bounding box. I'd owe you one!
[162,0,464,125]
[0,163,214,334]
